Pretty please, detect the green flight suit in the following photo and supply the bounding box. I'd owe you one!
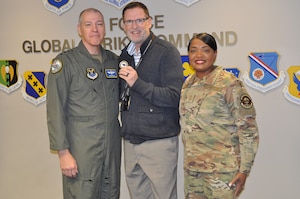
[47,41,121,199]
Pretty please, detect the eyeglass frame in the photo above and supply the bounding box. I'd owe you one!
[123,17,150,26]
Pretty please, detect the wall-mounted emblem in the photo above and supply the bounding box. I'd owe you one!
[224,68,240,78]
[181,55,194,80]
[175,0,200,7]
[102,0,133,9]
[181,55,240,80]
[0,60,22,94]
[283,66,300,105]
[22,71,47,105]
[243,52,285,93]
[43,0,75,15]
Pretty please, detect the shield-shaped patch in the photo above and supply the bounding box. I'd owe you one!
[243,52,285,93]
[43,0,75,15]
[22,71,47,105]
[102,0,133,9]
[0,60,22,94]
[175,0,200,7]
[283,66,300,105]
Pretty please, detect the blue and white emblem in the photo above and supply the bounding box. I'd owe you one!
[283,66,300,105]
[22,71,47,105]
[43,0,75,15]
[102,0,133,9]
[86,68,98,80]
[224,68,240,78]
[105,69,118,79]
[243,52,285,93]
[174,0,200,7]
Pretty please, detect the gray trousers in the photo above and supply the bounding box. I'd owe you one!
[124,136,179,199]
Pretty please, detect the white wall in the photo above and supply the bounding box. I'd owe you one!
[1,0,299,198]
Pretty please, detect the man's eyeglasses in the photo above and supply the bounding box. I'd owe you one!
[123,18,149,26]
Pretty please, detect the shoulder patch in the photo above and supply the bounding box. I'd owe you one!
[51,59,63,74]
[240,94,253,109]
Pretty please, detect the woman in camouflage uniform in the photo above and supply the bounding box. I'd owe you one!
[180,33,259,199]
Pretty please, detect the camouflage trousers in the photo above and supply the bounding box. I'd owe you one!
[184,170,237,199]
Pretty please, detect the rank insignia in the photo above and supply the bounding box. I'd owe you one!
[86,68,98,80]
[102,0,133,9]
[243,52,285,93]
[43,0,75,15]
[105,69,117,79]
[283,66,300,105]
[22,71,47,105]
[0,60,22,94]
[174,0,200,7]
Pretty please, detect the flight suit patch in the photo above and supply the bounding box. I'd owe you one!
[105,69,117,79]
[86,68,98,80]
[51,59,63,74]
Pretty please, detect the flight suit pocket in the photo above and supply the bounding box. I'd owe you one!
[66,176,95,199]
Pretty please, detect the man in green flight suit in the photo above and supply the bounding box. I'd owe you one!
[46,8,121,199]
